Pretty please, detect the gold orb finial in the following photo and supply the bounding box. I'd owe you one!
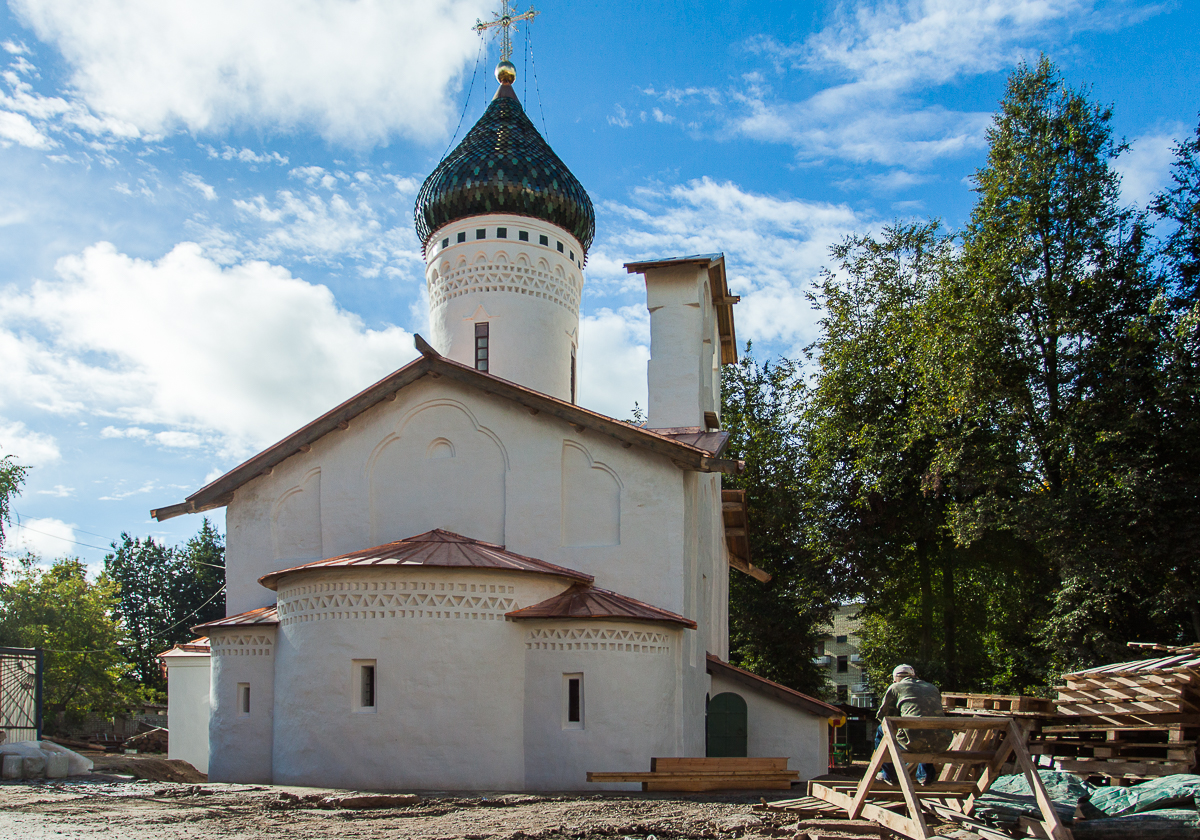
[496,60,517,85]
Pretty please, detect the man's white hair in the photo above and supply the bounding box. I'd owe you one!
[892,664,916,679]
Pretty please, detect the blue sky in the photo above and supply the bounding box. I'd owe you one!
[0,0,1196,571]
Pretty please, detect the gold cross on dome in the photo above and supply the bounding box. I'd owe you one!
[473,0,539,64]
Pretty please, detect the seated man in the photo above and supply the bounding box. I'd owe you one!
[874,664,952,785]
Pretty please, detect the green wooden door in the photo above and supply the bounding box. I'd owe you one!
[707,692,748,757]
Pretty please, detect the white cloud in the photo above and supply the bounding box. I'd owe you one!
[1116,129,1183,208]
[7,516,77,558]
[36,484,74,497]
[98,479,156,501]
[233,190,385,262]
[0,108,52,148]
[595,177,869,352]
[100,425,151,439]
[202,144,289,166]
[0,419,61,466]
[182,171,216,201]
[578,305,650,419]
[11,0,484,144]
[0,241,418,456]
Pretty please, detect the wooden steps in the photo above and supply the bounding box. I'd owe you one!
[587,757,798,791]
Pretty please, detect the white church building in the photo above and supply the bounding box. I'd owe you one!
[156,56,840,791]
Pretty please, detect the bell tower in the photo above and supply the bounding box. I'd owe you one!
[413,5,594,403]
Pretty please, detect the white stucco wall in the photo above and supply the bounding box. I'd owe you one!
[162,651,211,774]
[521,619,685,790]
[709,672,829,781]
[425,214,585,402]
[223,377,699,620]
[270,567,568,791]
[207,627,276,784]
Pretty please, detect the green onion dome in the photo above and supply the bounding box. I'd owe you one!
[414,87,595,257]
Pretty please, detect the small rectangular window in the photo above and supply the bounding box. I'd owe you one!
[442,238,449,249]
[353,660,377,713]
[518,230,529,241]
[237,683,250,716]
[457,231,466,243]
[497,227,507,238]
[836,635,848,643]
[556,241,564,253]
[361,666,375,708]
[570,347,577,405]
[837,684,849,702]
[539,234,549,246]
[837,655,849,673]
[563,673,583,729]
[476,228,486,240]
[475,322,489,372]
[569,251,574,261]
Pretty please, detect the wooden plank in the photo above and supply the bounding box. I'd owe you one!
[885,716,1011,730]
[643,779,793,791]
[928,804,1025,840]
[848,727,893,819]
[651,757,789,771]
[811,783,923,840]
[883,718,931,840]
[587,771,798,782]
[901,750,998,763]
[814,781,983,796]
[1054,758,1193,776]
[1006,719,1073,840]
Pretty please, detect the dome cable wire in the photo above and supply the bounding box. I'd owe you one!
[440,34,485,163]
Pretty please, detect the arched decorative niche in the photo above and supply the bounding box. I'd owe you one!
[272,468,322,562]
[561,440,621,547]
[368,399,507,545]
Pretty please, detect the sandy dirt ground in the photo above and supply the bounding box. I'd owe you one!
[0,778,855,840]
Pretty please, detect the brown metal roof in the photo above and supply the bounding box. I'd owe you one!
[157,637,211,658]
[706,654,843,719]
[258,529,594,591]
[151,336,743,522]
[505,583,697,628]
[624,253,739,365]
[192,606,279,633]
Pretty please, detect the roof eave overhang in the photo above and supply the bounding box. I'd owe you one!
[259,562,593,592]
[152,338,742,522]
[706,654,842,719]
[624,253,739,365]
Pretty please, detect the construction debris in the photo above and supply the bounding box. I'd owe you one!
[123,727,168,754]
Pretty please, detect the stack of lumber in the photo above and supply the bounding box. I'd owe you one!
[1034,646,1200,781]
[942,692,1056,715]
[587,757,798,791]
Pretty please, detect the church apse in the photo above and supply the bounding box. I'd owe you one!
[560,440,620,547]
[368,400,507,546]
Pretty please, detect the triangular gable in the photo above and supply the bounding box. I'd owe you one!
[152,335,742,522]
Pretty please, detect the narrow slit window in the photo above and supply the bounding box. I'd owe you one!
[563,673,583,729]
[237,683,250,715]
[475,322,489,372]
[442,238,449,249]
[361,665,375,708]
[539,234,549,246]
[570,346,577,405]
[519,230,529,241]
[353,660,377,713]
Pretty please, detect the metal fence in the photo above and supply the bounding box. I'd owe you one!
[0,647,42,744]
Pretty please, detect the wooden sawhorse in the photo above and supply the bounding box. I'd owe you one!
[810,716,1072,840]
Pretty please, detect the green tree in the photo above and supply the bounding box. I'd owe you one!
[105,519,225,690]
[721,348,837,696]
[0,448,28,565]
[0,555,132,728]
[959,56,1159,668]
[1154,116,1200,302]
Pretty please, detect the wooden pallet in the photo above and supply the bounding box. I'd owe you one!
[587,757,798,791]
[755,795,848,816]
[809,716,1073,840]
[942,693,1056,715]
